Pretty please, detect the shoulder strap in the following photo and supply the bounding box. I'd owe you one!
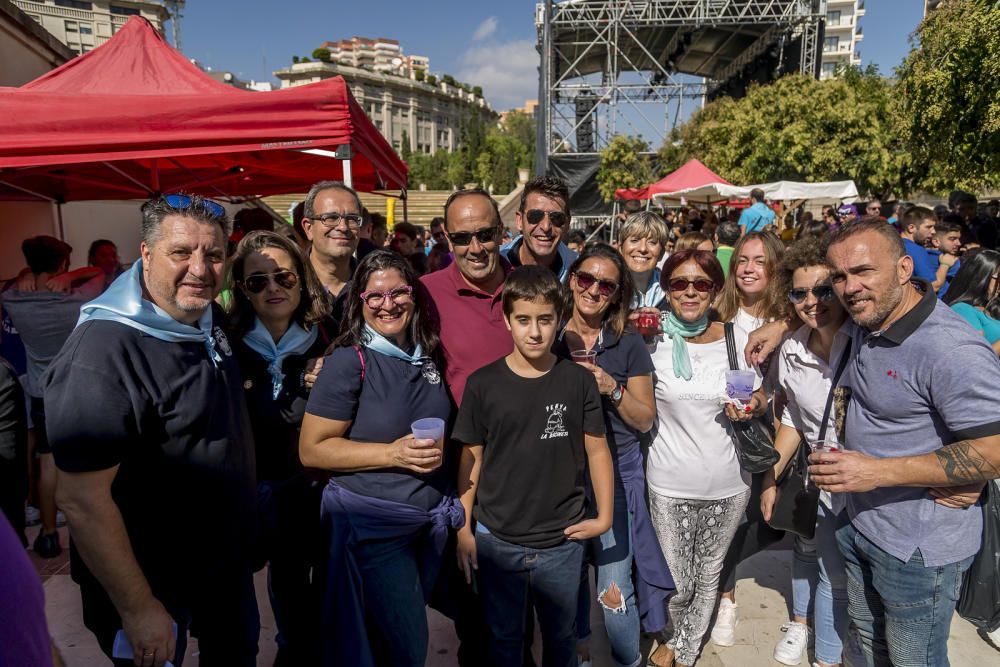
[816,339,852,442]
[353,345,365,384]
[723,322,739,371]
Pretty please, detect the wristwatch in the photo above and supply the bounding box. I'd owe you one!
[611,383,624,403]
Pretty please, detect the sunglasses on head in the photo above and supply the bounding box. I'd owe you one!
[162,193,226,218]
[242,270,299,294]
[788,285,836,304]
[573,271,618,297]
[525,209,569,227]
[667,278,715,293]
[447,226,501,247]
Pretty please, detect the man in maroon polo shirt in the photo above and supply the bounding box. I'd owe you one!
[420,187,512,666]
[421,188,512,407]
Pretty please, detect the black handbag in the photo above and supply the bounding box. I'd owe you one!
[723,323,779,474]
[768,339,852,538]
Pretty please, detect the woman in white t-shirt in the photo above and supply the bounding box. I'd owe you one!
[646,249,766,667]
[760,239,854,667]
[709,231,788,645]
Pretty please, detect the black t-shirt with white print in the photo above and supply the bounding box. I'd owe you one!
[453,356,605,548]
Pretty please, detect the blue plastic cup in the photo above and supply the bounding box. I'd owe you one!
[725,369,755,401]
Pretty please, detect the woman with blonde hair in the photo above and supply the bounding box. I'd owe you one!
[675,231,714,254]
[617,211,671,309]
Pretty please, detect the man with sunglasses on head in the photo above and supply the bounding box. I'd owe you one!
[43,194,259,667]
[300,180,366,325]
[501,175,578,281]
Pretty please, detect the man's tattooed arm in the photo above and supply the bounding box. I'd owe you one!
[934,440,1000,485]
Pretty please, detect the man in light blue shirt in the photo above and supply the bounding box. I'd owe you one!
[737,188,775,235]
[813,219,1000,666]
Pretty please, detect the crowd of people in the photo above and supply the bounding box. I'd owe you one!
[1,176,999,667]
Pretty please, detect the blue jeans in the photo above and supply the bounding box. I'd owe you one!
[576,483,641,667]
[835,513,973,667]
[476,529,584,667]
[791,502,849,665]
[352,528,436,667]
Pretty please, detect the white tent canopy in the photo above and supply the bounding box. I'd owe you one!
[652,179,859,206]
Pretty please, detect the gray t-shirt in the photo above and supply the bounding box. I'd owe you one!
[841,282,1000,566]
[2,289,93,397]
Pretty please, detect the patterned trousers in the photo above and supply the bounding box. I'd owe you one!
[649,489,750,665]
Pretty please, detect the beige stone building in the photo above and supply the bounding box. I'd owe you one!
[821,0,864,79]
[274,60,495,155]
[12,0,167,55]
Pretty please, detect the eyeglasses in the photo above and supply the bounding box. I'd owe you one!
[446,226,501,247]
[359,285,414,310]
[573,271,619,297]
[162,193,226,218]
[788,285,836,304]
[525,209,569,227]
[667,278,716,293]
[242,270,299,294]
[309,212,364,230]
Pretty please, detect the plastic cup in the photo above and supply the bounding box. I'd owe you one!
[725,369,755,401]
[636,311,660,336]
[411,417,446,449]
[571,350,597,365]
[809,439,841,454]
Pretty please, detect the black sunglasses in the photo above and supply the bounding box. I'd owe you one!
[163,193,226,218]
[667,278,715,293]
[788,285,835,304]
[242,270,299,294]
[525,209,569,227]
[574,271,618,297]
[447,226,501,247]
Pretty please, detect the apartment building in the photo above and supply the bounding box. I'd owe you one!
[12,0,166,55]
[821,0,864,79]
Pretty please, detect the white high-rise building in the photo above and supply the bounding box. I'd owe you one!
[821,0,865,79]
[12,0,167,55]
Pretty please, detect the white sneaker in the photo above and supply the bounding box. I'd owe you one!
[25,504,40,526]
[711,598,738,647]
[56,510,66,527]
[773,621,810,665]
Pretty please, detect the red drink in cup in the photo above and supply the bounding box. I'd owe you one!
[810,439,841,454]
[636,311,660,336]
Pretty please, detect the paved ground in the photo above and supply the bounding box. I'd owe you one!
[33,524,999,666]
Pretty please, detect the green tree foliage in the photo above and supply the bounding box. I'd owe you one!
[414,69,425,82]
[311,48,331,63]
[895,0,1000,192]
[426,74,437,86]
[442,74,457,87]
[502,111,536,169]
[597,135,655,202]
[472,86,483,98]
[476,127,532,193]
[658,72,901,198]
[292,55,300,64]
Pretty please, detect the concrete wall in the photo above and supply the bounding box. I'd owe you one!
[0,0,72,86]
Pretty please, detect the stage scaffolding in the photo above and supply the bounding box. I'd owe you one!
[535,0,824,172]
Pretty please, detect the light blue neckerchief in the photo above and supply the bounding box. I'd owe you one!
[242,317,318,399]
[77,259,221,364]
[630,269,664,309]
[362,324,428,365]
[660,311,709,380]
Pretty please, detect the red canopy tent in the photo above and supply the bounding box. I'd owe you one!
[0,17,407,203]
[614,159,731,202]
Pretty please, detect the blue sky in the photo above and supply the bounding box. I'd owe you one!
[176,0,925,112]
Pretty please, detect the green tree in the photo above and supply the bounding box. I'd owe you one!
[895,0,1000,192]
[472,86,483,98]
[502,111,536,170]
[292,55,300,64]
[311,48,331,63]
[660,70,902,198]
[442,74,457,87]
[414,69,425,82]
[400,130,412,163]
[597,135,655,202]
[476,128,531,193]
[426,74,437,86]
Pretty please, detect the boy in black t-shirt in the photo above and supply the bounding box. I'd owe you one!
[453,266,613,667]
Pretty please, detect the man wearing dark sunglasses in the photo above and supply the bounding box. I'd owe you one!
[43,193,260,666]
[502,175,578,281]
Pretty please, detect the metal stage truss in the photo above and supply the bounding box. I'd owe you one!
[535,0,824,169]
